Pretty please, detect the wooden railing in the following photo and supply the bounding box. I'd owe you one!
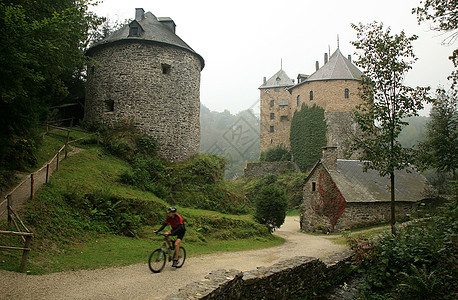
[0,197,33,272]
[0,125,99,271]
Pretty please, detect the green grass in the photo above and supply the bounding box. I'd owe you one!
[322,225,390,246]
[1,133,284,274]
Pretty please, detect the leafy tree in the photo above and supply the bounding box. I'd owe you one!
[0,0,103,169]
[253,184,288,233]
[259,145,291,162]
[419,88,457,179]
[351,22,431,234]
[290,104,327,172]
[413,0,458,86]
[313,171,347,232]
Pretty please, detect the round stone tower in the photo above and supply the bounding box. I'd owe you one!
[85,8,204,161]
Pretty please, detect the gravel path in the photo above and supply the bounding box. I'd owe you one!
[0,217,347,299]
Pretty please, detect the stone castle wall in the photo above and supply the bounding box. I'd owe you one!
[260,79,362,159]
[244,161,300,177]
[85,40,202,161]
[260,87,294,152]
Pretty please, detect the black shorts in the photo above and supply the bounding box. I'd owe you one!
[171,229,185,240]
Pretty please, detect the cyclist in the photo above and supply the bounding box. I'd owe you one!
[154,207,186,267]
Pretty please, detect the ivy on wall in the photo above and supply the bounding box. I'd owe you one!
[289,104,327,172]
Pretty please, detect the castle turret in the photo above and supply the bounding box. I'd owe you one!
[85,8,204,161]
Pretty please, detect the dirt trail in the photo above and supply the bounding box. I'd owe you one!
[0,217,347,299]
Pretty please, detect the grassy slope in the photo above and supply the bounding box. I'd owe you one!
[0,135,283,274]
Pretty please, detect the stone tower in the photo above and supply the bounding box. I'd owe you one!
[258,69,295,153]
[85,8,204,161]
[260,48,363,159]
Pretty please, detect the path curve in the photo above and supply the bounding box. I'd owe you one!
[0,217,347,299]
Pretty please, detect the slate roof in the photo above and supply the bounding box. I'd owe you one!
[259,69,295,89]
[88,11,204,69]
[321,159,428,203]
[303,49,362,83]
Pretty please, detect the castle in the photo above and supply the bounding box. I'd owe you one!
[85,8,204,161]
[259,48,362,159]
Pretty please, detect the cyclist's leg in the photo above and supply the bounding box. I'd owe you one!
[174,231,185,260]
[174,238,181,260]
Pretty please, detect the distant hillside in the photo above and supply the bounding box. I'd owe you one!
[398,116,429,148]
[200,104,260,179]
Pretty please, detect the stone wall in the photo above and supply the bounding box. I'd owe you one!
[166,249,353,299]
[260,87,294,152]
[85,40,202,162]
[244,161,300,177]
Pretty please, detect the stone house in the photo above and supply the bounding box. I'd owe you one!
[85,8,204,161]
[301,147,428,232]
[259,48,362,159]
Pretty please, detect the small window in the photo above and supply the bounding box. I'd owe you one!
[280,115,289,121]
[105,100,114,112]
[310,91,314,101]
[274,87,280,92]
[345,88,349,99]
[297,95,301,107]
[269,126,274,133]
[312,182,316,192]
[270,113,275,120]
[270,138,273,144]
[270,100,275,107]
[161,63,171,74]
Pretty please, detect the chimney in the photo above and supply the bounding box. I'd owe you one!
[315,61,319,71]
[321,146,338,171]
[348,55,352,62]
[324,53,328,64]
[263,77,266,84]
[135,8,145,21]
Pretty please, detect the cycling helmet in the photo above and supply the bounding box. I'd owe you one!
[167,207,177,213]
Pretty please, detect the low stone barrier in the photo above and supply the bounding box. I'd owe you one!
[166,249,353,299]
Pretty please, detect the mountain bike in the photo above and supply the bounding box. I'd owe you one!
[148,233,186,273]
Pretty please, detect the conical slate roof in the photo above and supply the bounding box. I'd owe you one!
[259,69,295,89]
[88,11,204,69]
[305,49,362,82]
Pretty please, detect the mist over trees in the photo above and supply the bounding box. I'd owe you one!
[200,104,260,179]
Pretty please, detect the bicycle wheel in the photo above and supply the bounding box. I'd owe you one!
[148,249,166,273]
[173,246,186,268]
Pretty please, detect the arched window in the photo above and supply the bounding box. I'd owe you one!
[345,88,349,99]
[310,91,313,101]
[297,95,301,107]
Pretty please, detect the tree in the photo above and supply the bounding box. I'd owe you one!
[290,104,327,172]
[413,0,458,86]
[313,171,347,232]
[259,145,291,162]
[351,22,431,234]
[253,184,288,233]
[419,88,457,179]
[0,0,103,169]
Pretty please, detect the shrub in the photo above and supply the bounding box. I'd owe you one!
[347,199,458,299]
[253,184,288,233]
[259,145,291,162]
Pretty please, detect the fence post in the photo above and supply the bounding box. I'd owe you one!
[19,235,33,272]
[70,117,74,128]
[56,152,60,171]
[30,174,34,201]
[6,195,12,224]
[46,164,49,183]
[65,143,68,159]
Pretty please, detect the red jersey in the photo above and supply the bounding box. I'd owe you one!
[165,214,184,229]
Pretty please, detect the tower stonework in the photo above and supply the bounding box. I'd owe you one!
[259,49,362,159]
[85,9,204,162]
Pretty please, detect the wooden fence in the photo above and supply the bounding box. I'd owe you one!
[0,124,99,271]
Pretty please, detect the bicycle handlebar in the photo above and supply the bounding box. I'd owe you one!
[155,232,170,237]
